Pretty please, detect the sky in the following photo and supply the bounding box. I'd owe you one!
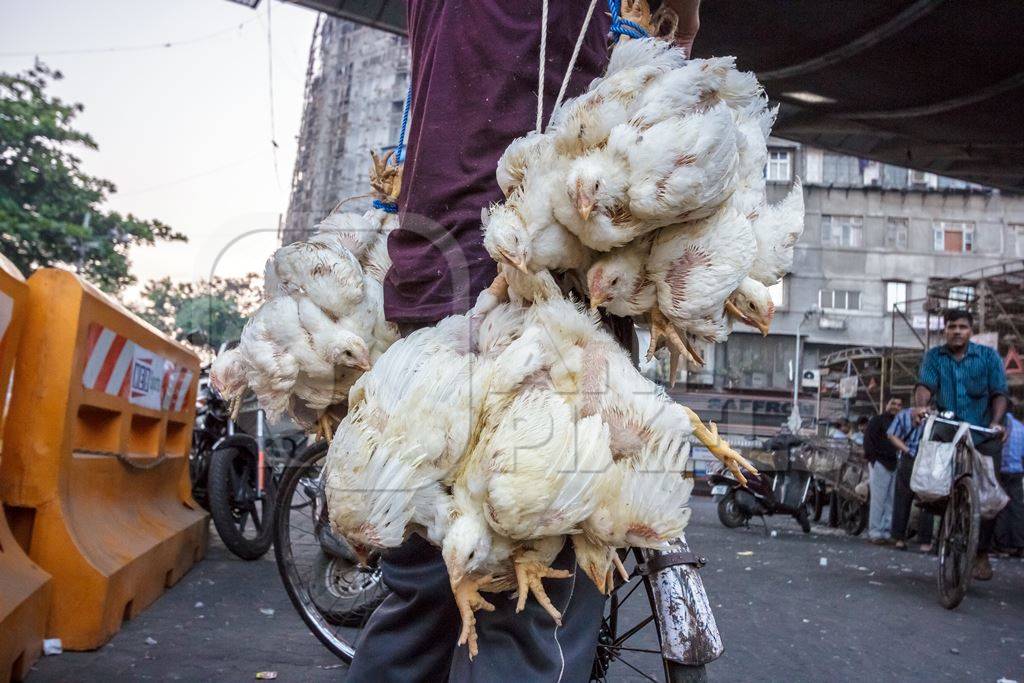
[0,0,318,295]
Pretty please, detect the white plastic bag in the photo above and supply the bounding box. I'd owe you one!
[910,419,966,501]
[974,449,1009,520]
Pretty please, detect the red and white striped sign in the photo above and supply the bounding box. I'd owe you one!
[161,360,194,412]
[82,324,192,411]
[83,324,136,398]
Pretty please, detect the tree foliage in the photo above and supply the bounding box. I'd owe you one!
[131,273,262,350]
[0,62,186,291]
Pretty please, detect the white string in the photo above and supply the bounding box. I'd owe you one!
[536,0,549,132]
[553,565,577,683]
[550,0,600,126]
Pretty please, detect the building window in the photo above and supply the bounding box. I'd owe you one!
[766,150,792,182]
[1013,224,1024,258]
[818,289,862,311]
[933,221,974,253]
[885,281,908,314]
[946,285,975,309]
[884,217,909,249]
[821,215,864,248]
[909,169,938,189]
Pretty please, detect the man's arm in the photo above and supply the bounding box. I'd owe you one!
[987,347,1010,430]
[887,414,911,454]
[664,0,700,56]
[888,433,910,454]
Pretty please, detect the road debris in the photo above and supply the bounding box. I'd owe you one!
[255,672,278,680]
[144,637,157,646]
[259,608,275,616]
[42,639,62,656]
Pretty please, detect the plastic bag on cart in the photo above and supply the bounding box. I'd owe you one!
[974,450,1009,520]
[910,419,965,501]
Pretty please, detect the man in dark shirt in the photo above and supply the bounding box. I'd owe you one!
[864,397,902,543]
[914,309,1009,580]
[351,2,703,681]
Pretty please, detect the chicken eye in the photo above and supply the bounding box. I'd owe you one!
[610,277,620,286]
[593,181,600,192]
[748,302,755,310]
[343,350,353,357]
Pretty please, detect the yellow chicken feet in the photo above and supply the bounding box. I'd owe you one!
[682,406,759,486]
[453,574,496,659]
[486,271,509,302]
[612,552,630,582]
[646,308,698,384]
[513,560,572,623]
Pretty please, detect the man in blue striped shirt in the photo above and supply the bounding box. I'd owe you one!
[914,309,1009,580]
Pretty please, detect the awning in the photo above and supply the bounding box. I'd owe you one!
[275,0,1024,191]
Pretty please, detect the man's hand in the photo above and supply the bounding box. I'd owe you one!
[665,0,700,56]
[989,422,1008,443]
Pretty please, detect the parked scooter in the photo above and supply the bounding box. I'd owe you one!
[709,435,814,533]
[189,367,229,510]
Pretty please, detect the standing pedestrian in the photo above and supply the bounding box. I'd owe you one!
[913,309,1009,580]
[994,411,1024,554]
[830,418,852,441]
[888,404,935,552]
[864,399,901,544]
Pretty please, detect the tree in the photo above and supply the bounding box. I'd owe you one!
[0,62,186,291]
[131,273,262,350]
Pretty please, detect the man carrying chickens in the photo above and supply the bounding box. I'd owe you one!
[346,3,708,682]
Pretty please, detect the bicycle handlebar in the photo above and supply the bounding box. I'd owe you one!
[929,415,1001,435]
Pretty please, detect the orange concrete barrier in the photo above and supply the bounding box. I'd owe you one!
[0,268,207,651]
[0,257,53,683]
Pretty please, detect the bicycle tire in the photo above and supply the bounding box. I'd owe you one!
[937,475,980,609]
[274,440,386,663]
[208,445,275,560]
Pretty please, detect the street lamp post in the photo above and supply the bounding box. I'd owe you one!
[788,309,819,432]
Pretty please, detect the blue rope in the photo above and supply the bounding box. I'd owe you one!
[372,198,398,214]
[394,84,412,164]
[607,0,647,42]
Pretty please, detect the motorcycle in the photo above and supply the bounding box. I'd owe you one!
[709,436,814,533]
[189,368,229,510]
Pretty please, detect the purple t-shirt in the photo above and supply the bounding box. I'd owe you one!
[384,1,612,323]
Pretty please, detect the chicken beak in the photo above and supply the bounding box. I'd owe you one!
[725,300,771,336]
[754,318,771,336]
[356,357,373,372]
[576,195,594,221]
[589,292,607,311]
[510,257,531,274]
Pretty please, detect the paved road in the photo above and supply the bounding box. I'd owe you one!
[30,498,1024,682]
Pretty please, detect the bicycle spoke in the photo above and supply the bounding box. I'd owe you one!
[609,653,660,682]
[613,614,655,646]
[600,644,663,655]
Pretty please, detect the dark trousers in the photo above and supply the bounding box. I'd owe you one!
[995,472,1024,550]
[892,454,934,544]
[346,535,604,683]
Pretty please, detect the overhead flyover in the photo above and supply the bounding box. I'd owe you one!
[263,0,1024,192]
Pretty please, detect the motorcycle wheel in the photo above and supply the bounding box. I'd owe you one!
[717,492,747,528]
[827,490,840,527]
[796,503,811,534]
[811,482,825,522]
[208,445,275,560]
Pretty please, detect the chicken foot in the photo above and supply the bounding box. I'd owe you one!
[682,406,759,486]
[645,308,699,384]
[513,559,572,623]
[453,574,496,659]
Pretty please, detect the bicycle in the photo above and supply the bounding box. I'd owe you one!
[274,440,721,681]
[919,414,1001,609]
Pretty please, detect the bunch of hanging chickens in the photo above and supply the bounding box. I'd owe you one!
[318,30,804,657]
[212,13,804,656]
[210,202,399,432]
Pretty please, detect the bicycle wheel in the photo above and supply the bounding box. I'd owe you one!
[591,549,708,682]
[274,440,388,662]
[937,475,980,609]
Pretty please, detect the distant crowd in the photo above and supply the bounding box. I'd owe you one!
[830,309,1020,580]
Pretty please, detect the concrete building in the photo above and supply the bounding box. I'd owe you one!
[282,18,408,245]
[655,141,1024,435]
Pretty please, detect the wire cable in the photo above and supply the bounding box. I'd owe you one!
[0,17,258,58]
[265,0,282,192]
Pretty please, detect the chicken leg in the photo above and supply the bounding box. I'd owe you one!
[513,558,572,623]
[646,308,698,384]
[682,406,759,486]
[453,574,496,659]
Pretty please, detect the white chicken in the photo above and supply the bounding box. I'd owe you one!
[484,151,592,276]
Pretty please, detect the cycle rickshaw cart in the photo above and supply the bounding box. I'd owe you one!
[273,431,726,682]
[798,438,868,535]
[914,414,1004,609]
